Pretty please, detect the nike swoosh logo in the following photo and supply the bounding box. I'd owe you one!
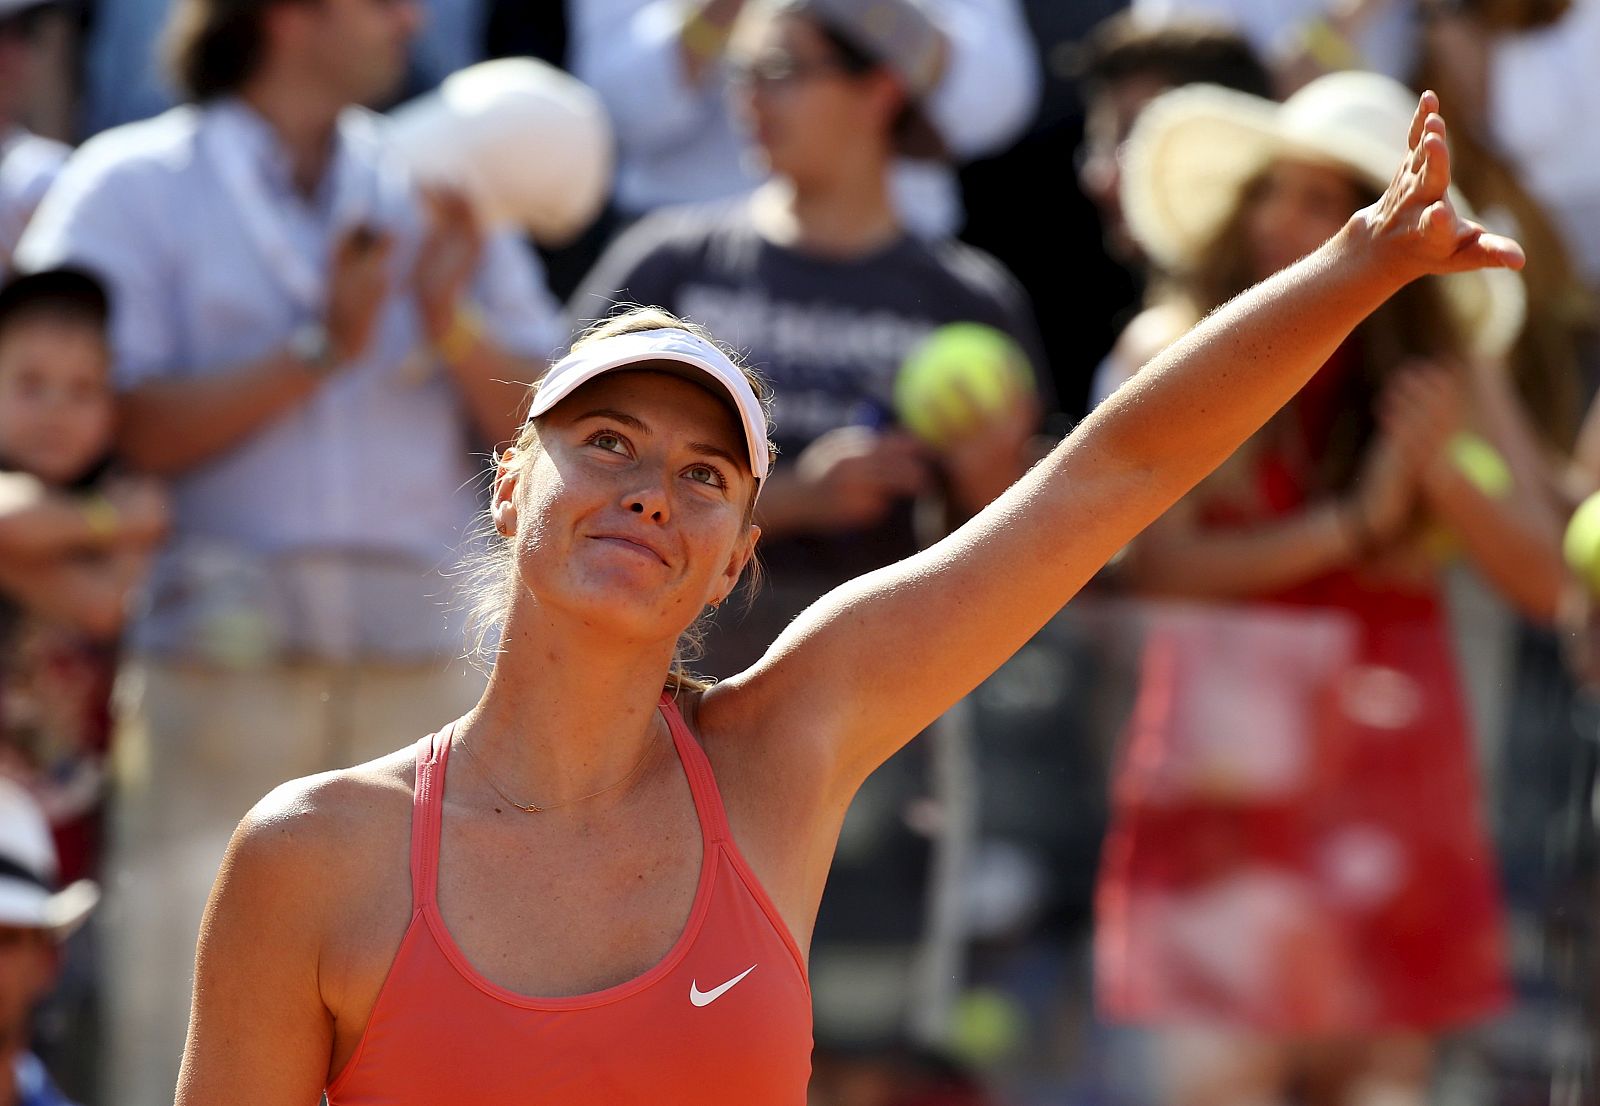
[689,964,757,1007]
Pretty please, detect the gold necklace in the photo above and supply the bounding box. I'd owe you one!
[454,725,662,814]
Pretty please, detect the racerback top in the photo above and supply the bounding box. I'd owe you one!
[326,692,814,1104]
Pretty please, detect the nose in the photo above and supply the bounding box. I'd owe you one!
[624,480,670,524]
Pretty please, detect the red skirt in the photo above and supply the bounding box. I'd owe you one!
[1094,593,1510,1033]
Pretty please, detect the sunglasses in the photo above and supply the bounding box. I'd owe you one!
[729,50,870,89]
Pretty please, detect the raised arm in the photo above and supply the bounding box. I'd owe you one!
[712,93,1524,792]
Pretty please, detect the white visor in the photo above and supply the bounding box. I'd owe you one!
[528,328,771,483]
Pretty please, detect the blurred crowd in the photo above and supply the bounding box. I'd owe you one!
[0,0,1597,1103]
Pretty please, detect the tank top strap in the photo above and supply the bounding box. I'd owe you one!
[658,692,731,846]
[409,725,453,909]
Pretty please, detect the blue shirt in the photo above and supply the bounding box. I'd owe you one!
[16,100,564,661]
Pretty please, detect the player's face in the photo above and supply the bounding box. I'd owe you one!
[1243,159,1366,283]
[0,318,113,484]
[732,14,887,182]
[498,370,759,643]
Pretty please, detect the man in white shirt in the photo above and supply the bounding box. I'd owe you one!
[16,0,563,1100]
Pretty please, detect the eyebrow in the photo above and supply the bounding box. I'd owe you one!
[573,408,748,474]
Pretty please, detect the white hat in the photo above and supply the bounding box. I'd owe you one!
[528,329,772,484]
[388,58,614,246]
[1120,70,1525,359]
[0,779,97,940]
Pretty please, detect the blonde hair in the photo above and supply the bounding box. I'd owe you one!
[461,306,775,696]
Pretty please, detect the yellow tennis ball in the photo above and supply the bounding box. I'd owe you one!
[1449,432,1513,498]
[1563,490,1600,595]
[894,323,1032,447]
[1425,432,1513,561]
[946,987,1027,1067]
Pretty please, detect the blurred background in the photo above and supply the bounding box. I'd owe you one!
[1,0,1600,1103]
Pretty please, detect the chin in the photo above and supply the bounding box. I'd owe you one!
[527,566,699,644]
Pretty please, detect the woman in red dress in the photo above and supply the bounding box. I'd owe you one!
[1094,72,1564,1106]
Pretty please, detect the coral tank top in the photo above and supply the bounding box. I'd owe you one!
[326,693,814,1104]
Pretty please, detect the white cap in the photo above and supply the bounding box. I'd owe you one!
[0,779,97,940]
[528,329,772,484]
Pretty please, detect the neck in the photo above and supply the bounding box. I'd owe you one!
[236,71,344,197]
[754,155,900,258]
[456,599,680,811]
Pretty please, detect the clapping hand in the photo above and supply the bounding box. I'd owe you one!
[414,184,484,346]
[326,224,394,364]
[1379,361,1467,483]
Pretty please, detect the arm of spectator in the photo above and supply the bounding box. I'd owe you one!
[1117,460,1411,599]
[0,550,146,639]
[116,354,329,476]
[0,473,168,561]
[754,427,935,539]
[416,192,561,446]
[926,0,1042,158]
[1381,361,1565,620]
[570,0,739,158]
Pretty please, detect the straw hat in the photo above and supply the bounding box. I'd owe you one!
[1120,70,1525,359]
[389,58,614,247]
[0,779,96,940]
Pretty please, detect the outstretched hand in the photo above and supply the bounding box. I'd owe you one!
[1362,90,1524,278]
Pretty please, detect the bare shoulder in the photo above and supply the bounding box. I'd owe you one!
[223,746,417,906]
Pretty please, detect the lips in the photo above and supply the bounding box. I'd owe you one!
[588,533,669,565]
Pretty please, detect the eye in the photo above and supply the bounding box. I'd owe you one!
[586,430,630,455]
[684,462,727,489]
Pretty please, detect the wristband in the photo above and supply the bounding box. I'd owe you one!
[435,305,486,365]
[82,495,119,540]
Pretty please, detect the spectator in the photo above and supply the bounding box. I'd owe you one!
[1093,71,1560,1106]
[0,266,163,1100]
[568,0,1041,239]
[14,0,564,1098]
[0,0,68,270]
[0,778,98,1106]
[570,0,1048,1044]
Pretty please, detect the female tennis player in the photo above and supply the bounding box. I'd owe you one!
[175,92,1522,1105]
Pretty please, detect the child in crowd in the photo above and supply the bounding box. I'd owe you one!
[0,266,165,890]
